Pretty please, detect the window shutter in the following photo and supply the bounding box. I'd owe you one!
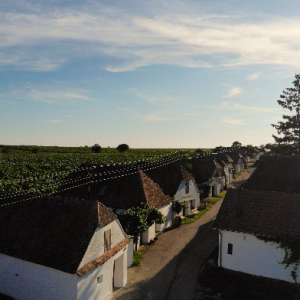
[104,229,112,252]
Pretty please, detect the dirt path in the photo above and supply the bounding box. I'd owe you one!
[113,200,223,300]
[231,171,251,189]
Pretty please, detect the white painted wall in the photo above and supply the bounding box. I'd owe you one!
[219,230,300,283]
[142,223,156,243]
[174,180,200,214]
[77,244,128,300]
[79,220,127,269]
[157,203,173,231]
[0,253,77,300]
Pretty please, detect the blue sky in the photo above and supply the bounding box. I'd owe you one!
[1,0,300,148]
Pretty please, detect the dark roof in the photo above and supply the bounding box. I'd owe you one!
[243,155,300,194]
[0,196,115,274]
[59,168,173,210]
[214,188,300,237]
[144,160,185,197]
[186,158,221,184]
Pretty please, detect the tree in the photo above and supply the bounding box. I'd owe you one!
[272,74,300,155]
[91,144,101,153]
[118,203,164,250]
[117,144,129,153]
[231,141,242,151]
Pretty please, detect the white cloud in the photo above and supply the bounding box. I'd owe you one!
[222,117,245,125]
[29,90,94,104]
[247,73,260,81]
[233,104,280,112]
[128,88,178,104]
[2,4,300,71]
[226,88,242,98]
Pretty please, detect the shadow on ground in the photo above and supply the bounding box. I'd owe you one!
[114,220,218,300]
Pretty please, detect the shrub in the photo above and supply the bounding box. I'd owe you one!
[133,250,143,266]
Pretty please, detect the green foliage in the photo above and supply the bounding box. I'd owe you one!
[91,144,101,153]
[133,250,143,266]
[117,144,129,153]
[232,141,242,150]
[272,74,300,155]
[218,191,227,198]
[181,203,213,224]
[0,148,182,194]
[172,200,188,214]
[256,234,300,282]
[118,203,165,237]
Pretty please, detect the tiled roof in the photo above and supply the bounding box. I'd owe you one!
[181,168,195,181]
[186,158,220,184]
[98,202,117,227]
[77,238,131,276]
[214,188,300,237]
[144,160,185,197]
[140,170,172,209]
[243,155,300,194]
[0,196,99,273]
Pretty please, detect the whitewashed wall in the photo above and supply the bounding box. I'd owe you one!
[0,254,77,300]
[77,249,127,300]
[219,230,300,283]
[157,203,173,231]
[174,180,200,211]
[79,220,126,269]
[142,223,156,243]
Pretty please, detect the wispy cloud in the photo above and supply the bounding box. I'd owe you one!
[233,104,279,112]
[226,88,242,98]
[222,117,246,125]
[247,73,260,81]
[29,90,94,104]
[2,3,300,71]
[128,88,178,104]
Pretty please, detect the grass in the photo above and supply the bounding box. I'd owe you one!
[133,250,143,266]
[181,192,225,225]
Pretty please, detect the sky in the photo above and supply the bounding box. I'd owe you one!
[1,0,300,148]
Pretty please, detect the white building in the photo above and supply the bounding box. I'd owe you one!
[173,168,201,216]
[214,188,300,283]
[0,196,132,300]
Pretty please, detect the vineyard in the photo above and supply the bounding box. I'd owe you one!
[0,146,193,196]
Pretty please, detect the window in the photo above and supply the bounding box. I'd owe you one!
[227,243,233,255]
[97,275,103,284]
[185,181,189,194]
[104,229,112,252]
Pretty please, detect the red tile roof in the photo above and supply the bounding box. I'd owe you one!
[214,188,300,237]
[181,168,195,181]
[139,170,172,209]
[98,202,117,228]
[76,238,131,276]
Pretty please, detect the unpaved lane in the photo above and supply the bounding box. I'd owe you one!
[113,200,223,300]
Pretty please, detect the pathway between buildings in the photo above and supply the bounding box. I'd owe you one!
[113,200,223,300]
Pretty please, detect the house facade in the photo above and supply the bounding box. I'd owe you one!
[0,196,131,300]
[214,188,300,283]
[173,168,201,216]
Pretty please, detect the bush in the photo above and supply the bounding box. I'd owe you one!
[133,251,143,266]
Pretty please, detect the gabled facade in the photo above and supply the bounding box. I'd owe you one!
[214,188,300,283]
[173,168,201,216]
[0,196,131,300]
[187,158,225,197]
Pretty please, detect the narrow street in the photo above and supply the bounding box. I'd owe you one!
[113,200,223,300]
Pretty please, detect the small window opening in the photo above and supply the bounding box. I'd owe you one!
[227,243,233,255]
